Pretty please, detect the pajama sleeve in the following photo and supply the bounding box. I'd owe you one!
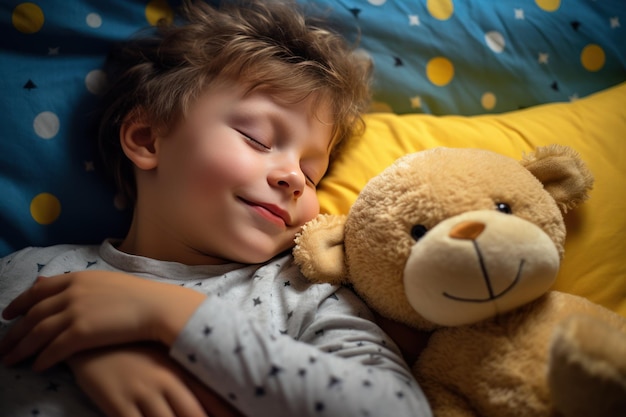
[170,285,432,417]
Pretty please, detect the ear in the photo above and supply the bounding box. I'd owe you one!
[293,214,349,285]
[120,114,159,171]
[521,144,594,213]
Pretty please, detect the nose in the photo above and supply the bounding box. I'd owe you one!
[270,167,305,198]
[449,221,486,240]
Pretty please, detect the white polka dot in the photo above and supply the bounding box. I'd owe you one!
[86,13,102,28]
[85,69,108,95]
[33,111,60,139]
[368,0,386,5]
[485,31,506,53]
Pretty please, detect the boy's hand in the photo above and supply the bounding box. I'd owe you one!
[70,343,243,417]
[0,271,206,370]
[70,344,209,417]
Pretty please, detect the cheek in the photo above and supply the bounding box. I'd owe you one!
[188,149,258,190]
[182,133,238,177]
[297,192,321,226]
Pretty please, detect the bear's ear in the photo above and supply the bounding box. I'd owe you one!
[521,144,594,213]
[293,214,348,285]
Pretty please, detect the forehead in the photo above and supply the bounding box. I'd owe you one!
[170,80,336,153]
[243,86,336,143]
[249,85,334,120]
[196,77,335,117]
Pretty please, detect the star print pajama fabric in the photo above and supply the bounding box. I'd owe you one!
[0,240,432,417]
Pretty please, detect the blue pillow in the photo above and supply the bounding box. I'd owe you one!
[0,0,179,256]
[305,0,625,114]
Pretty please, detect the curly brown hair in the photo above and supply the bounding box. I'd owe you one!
[97,0,371,205]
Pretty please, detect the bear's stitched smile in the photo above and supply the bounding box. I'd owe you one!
[443,241,525,303]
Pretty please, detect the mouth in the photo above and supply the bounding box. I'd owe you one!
[443,260,524,303]
[442,241,524,303]
[239,197,291,227]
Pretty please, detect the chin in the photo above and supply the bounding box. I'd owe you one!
[236,252,276,265]
[242,243,293,264]
[225,231,295,264]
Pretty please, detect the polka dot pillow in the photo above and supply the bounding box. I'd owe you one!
[0,0,624,257]
[1,0,178,256]
[308,0,625,114]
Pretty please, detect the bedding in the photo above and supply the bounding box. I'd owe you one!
[317,83,626,317]
[1,1,625,315]
[307,0,626,114]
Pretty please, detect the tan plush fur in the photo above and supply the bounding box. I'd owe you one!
[294,146,626,417]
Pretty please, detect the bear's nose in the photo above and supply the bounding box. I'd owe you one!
[449,221,485,240]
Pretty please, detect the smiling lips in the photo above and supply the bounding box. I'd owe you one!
[240,197,291,227]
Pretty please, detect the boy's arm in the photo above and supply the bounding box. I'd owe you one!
[0,269,432,417]
[0,265,240,417]
[0,270,206,370]
[169,286,433,417]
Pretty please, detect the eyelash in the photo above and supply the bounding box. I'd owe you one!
[240,131,270,150]
[239,131,317,186]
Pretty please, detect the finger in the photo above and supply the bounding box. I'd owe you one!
[1,312,70,367]
[138,394,176,417]
[0,297,67,356]
[83,385,144,417]
[2,275,70,320]
[165,381,209,417]
[31,324,99,371]
[34,315,153,371]
[72,349,145,417]
[183,373,241,417]
[105,404,143,417]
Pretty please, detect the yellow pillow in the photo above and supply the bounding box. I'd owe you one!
[318,82,626,317]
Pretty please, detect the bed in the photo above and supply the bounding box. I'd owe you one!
[1,0,624,322]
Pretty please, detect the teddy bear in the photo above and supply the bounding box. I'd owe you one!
[293,145,626,417]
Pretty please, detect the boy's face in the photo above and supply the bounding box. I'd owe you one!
[129,84,333,265]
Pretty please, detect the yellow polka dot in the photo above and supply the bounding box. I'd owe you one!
[12,2,44,34]
[581,44,605,72]
[426,57,454,87]
[535,0,560,12]
[145,0,174,26]
[30,193,61,225]
[481,92,497,110]
[427,0,454,20]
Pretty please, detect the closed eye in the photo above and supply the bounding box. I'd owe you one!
[237,128,321,187]
[301,162,323,188]
[238,130,270,150]
[304,174,317,187]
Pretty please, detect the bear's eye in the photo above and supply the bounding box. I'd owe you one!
[495,202,512,214]
[410,224,428,241]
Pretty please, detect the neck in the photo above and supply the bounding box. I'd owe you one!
[117,211,229,266]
